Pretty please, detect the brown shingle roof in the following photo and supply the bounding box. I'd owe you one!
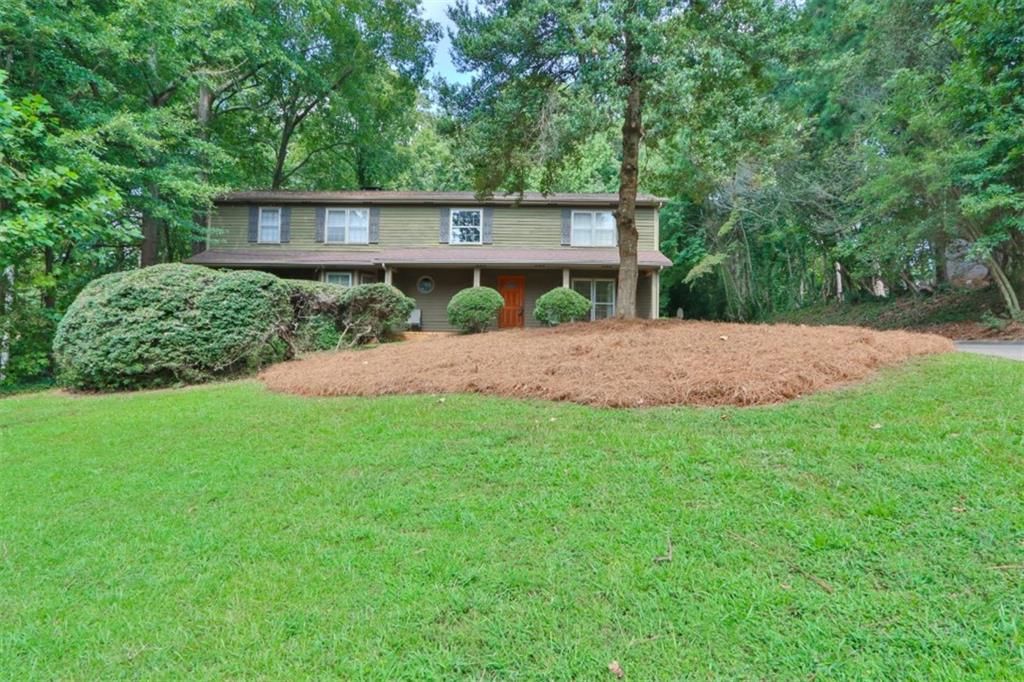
[187,247,672,268]
[215,190,667,207]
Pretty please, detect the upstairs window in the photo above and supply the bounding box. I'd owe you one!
[258,207,281,243]
[450,208,482,244]
[571,210,616,247]
[325,208,369,244]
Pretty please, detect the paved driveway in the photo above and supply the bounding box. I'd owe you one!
[955,342,1024,362]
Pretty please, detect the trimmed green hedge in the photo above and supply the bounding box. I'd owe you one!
[340,283,415,344]
[53,266,415,391]
[285,279,347,351]
[54,264,293,391]
[447,286,504,333]
[534,287,592,325]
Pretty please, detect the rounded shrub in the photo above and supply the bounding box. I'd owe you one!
[447,286,504,333]
[284,280,347,351]
[53,264,292,391]
[339,283,415,344]
[534,287,592,325]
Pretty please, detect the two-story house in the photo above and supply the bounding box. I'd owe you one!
[187,191,671,330]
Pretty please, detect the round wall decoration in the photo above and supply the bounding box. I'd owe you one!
[416,276,435,294]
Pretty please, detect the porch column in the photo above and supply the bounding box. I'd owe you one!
[473,267,481,287]
[384,267,393,286]
[562,268,570,288]
[651,270,660,319]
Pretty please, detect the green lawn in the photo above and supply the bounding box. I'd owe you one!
[2,354,1023,679]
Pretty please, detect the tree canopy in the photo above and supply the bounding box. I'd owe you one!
[444,0,783,316]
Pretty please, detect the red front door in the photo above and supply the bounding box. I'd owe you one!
[497,275,526,328]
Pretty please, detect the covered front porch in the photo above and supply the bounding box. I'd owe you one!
[386,265,659,331]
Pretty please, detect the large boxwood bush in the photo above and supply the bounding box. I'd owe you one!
[55,265,292,390]
[447,286,504,333]
[285,279,348,351]
[340,283,415,344]
[534,287,592,325]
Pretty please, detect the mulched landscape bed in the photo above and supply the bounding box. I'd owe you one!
[260,319,954,407]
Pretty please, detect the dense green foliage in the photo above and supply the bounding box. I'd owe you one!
[54,265,293,390]
[2,354,1023,677]
[285,280,349,352]
[533,287,592,325]
[656,0,1024,323]
[0,0,439,388]
[52,267,372,390]
[339,283,415,344]
[447,286,504,333]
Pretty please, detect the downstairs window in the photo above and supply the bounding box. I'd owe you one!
[324,271,353,287]
[571,278,616,320]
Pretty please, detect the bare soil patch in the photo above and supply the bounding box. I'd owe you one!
[261,319,953,407]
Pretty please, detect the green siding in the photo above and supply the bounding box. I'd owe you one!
[208,203,659,251]
[393,269,474,331]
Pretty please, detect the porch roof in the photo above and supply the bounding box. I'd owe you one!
[187,247,672,269]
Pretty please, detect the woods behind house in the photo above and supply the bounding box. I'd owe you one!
[1,0,1022,387]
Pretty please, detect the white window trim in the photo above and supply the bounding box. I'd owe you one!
[322,271,354,287]
[449,207,483,245]
[571,210,617,248]
[258,206,282,244]
[324,207,370,245]
[571,277,617,320]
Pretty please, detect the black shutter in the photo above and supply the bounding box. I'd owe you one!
[439,208,450,243]
[280,207,291,243]
[248,206,259,242]
[482,207,493,244]
[561,208,572,246]
[369,207,380,243]
[314,207,325,243]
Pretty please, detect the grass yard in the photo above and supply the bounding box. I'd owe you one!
[2,353,1023,679]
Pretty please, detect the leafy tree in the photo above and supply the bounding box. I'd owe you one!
[447,0,782,317]
[390,103,474,191]
[936,0,1024,316]
[0,72,125,383]
[216,0,439,191]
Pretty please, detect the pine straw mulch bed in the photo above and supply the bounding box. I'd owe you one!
[260,319,954,408]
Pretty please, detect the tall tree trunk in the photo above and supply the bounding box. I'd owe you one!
[0,266,13,383]
[140,213,160,266]
[271,119,296,190]
[986,254,1021,318]
[42,247,56,308]
[140,183,163,266]
[932,230,949,286]
[614,13,642,319]
[961,221,1022,318]
[192,84,213,255]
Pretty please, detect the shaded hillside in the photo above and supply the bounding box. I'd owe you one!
[772,287,1023,340]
